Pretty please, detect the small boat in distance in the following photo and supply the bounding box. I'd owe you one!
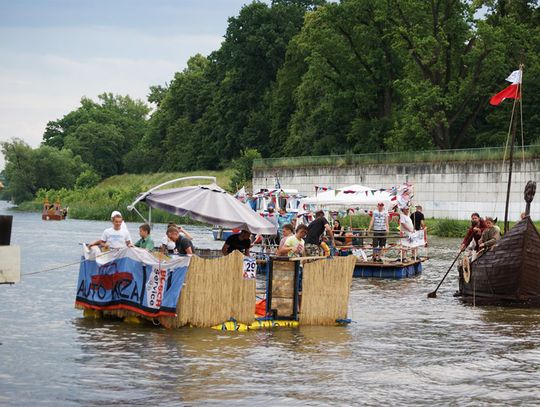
[212,226,240,241]
[42,198,67,221]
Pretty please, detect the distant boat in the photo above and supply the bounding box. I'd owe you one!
[42,198,67,221]
[212,227,239,241]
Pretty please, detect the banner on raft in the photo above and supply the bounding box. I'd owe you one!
[401,230,426,248]
[75,246,190,317]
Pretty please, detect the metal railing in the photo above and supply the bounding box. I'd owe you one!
[253,145,540,170]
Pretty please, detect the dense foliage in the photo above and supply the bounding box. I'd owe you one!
[2,0,539,204]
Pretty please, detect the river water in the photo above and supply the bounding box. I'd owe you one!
[1,201,540,406]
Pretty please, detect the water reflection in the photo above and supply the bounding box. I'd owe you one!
[3,204,540,405]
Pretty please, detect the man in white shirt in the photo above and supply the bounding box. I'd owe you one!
[399,206,415,261]
[89,213,132,250]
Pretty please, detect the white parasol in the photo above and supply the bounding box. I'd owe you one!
[129,179,277,235]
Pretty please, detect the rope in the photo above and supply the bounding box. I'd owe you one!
[22,259,83,276]
[21,247,112,277]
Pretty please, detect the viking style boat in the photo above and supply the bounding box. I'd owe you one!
[456,65,540,305]
[458,209,540,305]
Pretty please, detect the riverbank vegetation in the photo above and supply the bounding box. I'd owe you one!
[337,215,540,238]
[2,1,539,205]
[16,170,232,224]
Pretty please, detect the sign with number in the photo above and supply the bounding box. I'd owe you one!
[243,257,257,279]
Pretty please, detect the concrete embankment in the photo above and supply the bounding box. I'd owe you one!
[253,159,540,221]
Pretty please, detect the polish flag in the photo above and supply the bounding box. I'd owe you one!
[489,69,521,106]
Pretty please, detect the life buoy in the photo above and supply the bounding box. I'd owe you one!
[462,255,471,283]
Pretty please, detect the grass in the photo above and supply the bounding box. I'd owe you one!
[336,215,540,238]
[253,145,540,170]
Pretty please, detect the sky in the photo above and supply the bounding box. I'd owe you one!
[0,0,269,170]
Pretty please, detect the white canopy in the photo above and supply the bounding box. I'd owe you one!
[299,184,393,209]
[136,183,277,235]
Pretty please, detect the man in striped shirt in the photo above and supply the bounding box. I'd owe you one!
[367,202,389,262]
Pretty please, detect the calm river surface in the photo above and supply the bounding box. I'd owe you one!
[1,201,540,406]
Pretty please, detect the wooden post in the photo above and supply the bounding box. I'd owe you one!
[0,215,12,246]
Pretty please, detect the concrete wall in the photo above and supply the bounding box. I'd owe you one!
[253,159,540,220]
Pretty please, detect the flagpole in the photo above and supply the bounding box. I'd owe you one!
[503,65,523,234]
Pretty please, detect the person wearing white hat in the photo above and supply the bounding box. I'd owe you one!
[89,212,132,250]
[110,210,129,233]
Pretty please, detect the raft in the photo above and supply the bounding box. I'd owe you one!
[353,258,425,278]
[76,248,356,329]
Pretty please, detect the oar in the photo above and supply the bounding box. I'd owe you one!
[427,249,464,298]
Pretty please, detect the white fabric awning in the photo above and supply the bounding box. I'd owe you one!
[141,183,277,235]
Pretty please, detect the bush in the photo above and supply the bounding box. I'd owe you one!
[75,170,101,189]
[427,218,470,238]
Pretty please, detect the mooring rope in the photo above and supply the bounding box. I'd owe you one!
[22,259,83,277]
[21,248,111,277]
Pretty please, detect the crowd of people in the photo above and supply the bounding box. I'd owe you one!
[88,211,195,256]
[460,212,501,258]
[90,202,491,263]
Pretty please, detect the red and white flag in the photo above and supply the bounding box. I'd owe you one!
[489,69,522,106]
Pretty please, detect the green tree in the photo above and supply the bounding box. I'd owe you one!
[229,148,262,191]
[42,93,150,174]
[1,139,90,203]
[75,169,101,189]
[282,0,404,155]
[64,122,124,178]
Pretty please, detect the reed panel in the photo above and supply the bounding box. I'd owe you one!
[300,256,355,325]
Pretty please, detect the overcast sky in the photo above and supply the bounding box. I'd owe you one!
[0,0,269,170]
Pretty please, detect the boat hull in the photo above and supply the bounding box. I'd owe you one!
[212,228,238,241]
[354,260,423,279]
[458,218,540,306]
[42,214,66,221]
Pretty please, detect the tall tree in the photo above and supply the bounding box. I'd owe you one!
[42,93,150,175]
[1,139,90,203]
[280,0,404,155]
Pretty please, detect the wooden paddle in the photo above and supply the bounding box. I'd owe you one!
[427,249,464,298]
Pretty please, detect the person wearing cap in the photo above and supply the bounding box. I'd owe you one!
[89,213,133,250]
[410,205,425,231]
[368,202,389,262]
[305,210,334,256]
[110,210,129,233]
[222,230,251,256]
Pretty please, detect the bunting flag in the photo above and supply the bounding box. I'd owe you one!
[489,69,521,106]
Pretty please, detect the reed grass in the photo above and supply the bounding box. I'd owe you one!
[300,256,356,325]
[159,251,255,328]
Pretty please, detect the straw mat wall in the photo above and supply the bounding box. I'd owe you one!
[300,256,355,325]
[160,251,256,328]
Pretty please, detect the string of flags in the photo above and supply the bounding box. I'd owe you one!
[314,183,412,199]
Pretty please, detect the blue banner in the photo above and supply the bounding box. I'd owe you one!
[75,247,190,317]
